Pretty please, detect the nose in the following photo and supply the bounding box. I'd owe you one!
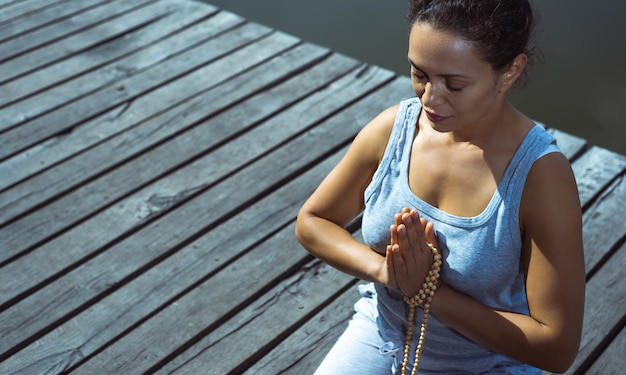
[421,81,444,107]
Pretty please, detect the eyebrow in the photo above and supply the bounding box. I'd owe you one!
[407,57,471,79]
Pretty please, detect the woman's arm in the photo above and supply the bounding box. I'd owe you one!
[427,152,585,373]
[295,105,399,284]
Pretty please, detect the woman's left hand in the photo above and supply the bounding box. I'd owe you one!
[386,208,439,297]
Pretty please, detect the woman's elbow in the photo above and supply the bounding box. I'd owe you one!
[541,355,576,374]
[295,209,314,249]
[535,336,581,373]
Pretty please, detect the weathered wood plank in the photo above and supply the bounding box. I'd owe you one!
[153,260,355,375]
[0,20,274,208]
[580,174,626,274]
[0,0,21,8]
[571,146,626,209]
[0,0,185,131]
[0,4,230,135]
[587,323,626,374]
[0,0,104,44]
[0,0,218,109]
[0,9,236,190]
[0,0,66,25]
[0,21,277,161]
[0,54,378,359]
[0,42,331,304]
[0,0,19,9]
[243,284,361,374]
[0,30,300,265]
[0,0,118,53]
[0,0,156,84]
[0,139,349,374]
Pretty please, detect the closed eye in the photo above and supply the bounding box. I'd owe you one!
[411,68,427,81]
[447,84,464,92]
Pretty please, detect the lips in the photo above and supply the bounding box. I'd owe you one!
[424,110,449,123]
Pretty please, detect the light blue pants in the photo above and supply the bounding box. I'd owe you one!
[315,283,542,375]
[314,284,402,375]
[314,284,543,375]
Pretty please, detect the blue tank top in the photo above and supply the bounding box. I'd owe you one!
[362,97,559,374]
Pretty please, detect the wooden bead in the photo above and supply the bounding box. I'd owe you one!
[401,243,441,375]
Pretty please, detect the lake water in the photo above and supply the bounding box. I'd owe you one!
[203,0,626,155]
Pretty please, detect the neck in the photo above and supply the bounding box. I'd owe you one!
[448,101,529,151]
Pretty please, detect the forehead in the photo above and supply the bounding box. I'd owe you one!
[408,22,489,75]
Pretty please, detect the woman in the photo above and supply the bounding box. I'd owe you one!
[295,0,585,374]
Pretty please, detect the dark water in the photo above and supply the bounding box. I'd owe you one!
[203,0,626,155]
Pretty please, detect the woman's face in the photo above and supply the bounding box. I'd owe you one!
[408,22,513,133]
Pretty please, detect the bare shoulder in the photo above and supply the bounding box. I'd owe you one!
[524,151,578,199]
[520,150,582,240]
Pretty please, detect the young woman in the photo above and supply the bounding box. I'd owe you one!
[295,1,585,374]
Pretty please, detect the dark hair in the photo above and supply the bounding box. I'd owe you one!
[406,0,537,72]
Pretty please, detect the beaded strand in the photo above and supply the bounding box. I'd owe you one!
[401,243,442,375]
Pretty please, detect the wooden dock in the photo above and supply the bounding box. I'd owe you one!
[0,1,624,374]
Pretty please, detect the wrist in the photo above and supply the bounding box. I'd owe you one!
[366,249,390,285]
[428,280,449,313]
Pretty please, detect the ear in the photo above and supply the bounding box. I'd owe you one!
[499,53,528,92]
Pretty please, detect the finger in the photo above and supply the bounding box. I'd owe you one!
[390,223,399,246]
[401,211,426,257]
[411,210,427,240]
[396,215,418,266]
[424,221,438,249]
[394,212,403,227]
[390,243,408,282]
[419,218,433,248]
[395,208,411,225]
[396,223,417,266]
[386,245,398,288]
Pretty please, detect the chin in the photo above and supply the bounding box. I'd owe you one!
[429,121,455,133]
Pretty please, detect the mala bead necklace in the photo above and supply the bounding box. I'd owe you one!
[401,242,442,375]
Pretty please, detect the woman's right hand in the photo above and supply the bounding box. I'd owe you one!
[385,208,438,297]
